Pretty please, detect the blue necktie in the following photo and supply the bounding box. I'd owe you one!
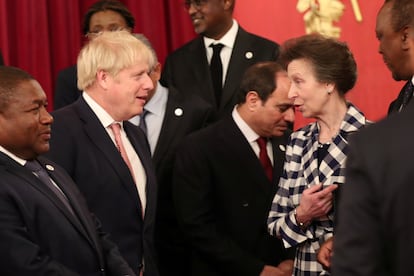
[25,160,75,216]
[139,109,149,136]
[400,81,414,111]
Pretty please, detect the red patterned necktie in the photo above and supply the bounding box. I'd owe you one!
[257,137,273,182]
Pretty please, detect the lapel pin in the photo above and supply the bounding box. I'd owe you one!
[46,164,55,171]
[279,145,286,152]
[245,51,253,59]
[174,108,183,117]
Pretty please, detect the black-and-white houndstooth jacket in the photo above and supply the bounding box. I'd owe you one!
[267,103,369,276]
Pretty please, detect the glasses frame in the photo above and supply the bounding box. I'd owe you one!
[184,0,208,10]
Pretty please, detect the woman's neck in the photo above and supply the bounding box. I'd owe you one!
[317,100,348,143]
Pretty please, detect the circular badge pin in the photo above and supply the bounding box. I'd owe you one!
[174,108,183,117]
[279,145,286,152]
[245,51,253,59]
[46,164,55,171]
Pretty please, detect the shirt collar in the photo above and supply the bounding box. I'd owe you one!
[82,92,122,128]
[144,82,168,116]
[0,145,27,166]
[204,19,239,50]
[232,105,259,143]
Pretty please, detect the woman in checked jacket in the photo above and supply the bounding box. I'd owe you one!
[267,34,370,276]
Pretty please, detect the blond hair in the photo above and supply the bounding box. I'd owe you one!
[77,30,155,90]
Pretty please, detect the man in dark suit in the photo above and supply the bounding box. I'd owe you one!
[385,0,414,115]
[131,34,214,276]
[331,1,414,275]
[161,0,279,121]
[173,62,295,276]
[54,0,135,110]
[0,65,135,275]
[45,31,158,276]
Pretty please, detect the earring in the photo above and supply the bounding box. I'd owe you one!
[327,90,332,94]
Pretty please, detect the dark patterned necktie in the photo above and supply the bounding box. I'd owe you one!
[25,160,75,216]
[257,137,273,182]
[400,81,414,111]
[209,43,224,107]
[139,108,149,136]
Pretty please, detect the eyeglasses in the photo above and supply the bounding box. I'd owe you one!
[184,0,208,10]
[85,26,127,39]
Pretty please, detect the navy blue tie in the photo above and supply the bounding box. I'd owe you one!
[139,108,149,136]
[400,81,414,111]
[25,160,75,216]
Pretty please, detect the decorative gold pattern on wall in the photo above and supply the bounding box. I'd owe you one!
[297,0,362,38]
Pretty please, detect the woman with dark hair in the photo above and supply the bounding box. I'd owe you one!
[267,34,369,276]
[54,0,135,110]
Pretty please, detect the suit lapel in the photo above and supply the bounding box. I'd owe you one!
[270,134,288,193]
[124,122,156,220]
[152,89,182,164]
[301,127,321,187]
[76,99,143,213]
[219,118,272,194]
[221,28,251,110]
[35,157,104,255]
[188,37,216,105]
[391,81,411,113]
[0,153,94,246]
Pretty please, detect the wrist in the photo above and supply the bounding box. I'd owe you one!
[294,207,310,228]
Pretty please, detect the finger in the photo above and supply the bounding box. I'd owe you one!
[305,183,323,194]
[319,184,338,195]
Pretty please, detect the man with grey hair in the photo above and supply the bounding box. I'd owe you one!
[132,33,214,276]
[45,31,159,276]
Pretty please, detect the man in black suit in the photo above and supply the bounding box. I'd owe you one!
[54,0,135,110]
[161,0,279,121]
[0,65,134,275]
[45,31,158,276]
[131,34,214,276]
[173,62,295,276]
[331,1,414,275]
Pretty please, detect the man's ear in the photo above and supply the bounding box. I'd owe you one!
[96,69,109,90]
[223,0,233,11]
[152,62,162,81]
[246,91,260,111]
[401,26,413,50]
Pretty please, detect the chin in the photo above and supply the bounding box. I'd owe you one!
[37,145,50,155]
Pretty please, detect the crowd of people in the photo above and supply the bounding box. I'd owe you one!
[0,0,413,275]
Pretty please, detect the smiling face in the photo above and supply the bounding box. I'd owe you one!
[287,58,330,118]
[0,80,53,159]
[376,2,409,81]
[101,62,154,121]
[186,0,233,39]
